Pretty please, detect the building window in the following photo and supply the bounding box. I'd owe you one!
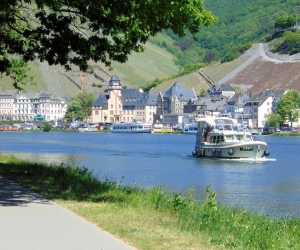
[95,110,99,115]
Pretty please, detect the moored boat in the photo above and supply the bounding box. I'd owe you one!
[182,124,197,134]
[111,121,153,133]
[76,124,98,132]
[192,116,270,158]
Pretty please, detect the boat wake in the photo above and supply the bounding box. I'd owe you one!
[221,157,276,163]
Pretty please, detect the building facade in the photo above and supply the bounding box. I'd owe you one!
[12,90,68,121]
[155,81,197,124]
[92,75,157,123]
[0,90,19,120]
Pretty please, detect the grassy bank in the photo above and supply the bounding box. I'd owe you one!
[0,155,300,250]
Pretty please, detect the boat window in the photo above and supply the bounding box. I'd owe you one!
[246,135,252,141]
[209,136,213,143]
[236,135,243,141]
[212,136,216,143]
[216,135,223,144]
[217,125,224,130]
[225,125,232,130]
[225,135,234,141]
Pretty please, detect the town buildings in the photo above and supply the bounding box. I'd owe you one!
[0,90,68,121]
[0,90,19,120]
[92,75,157,123]
[0,74,297,128]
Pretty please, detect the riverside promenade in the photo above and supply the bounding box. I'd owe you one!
[0,177,135,250]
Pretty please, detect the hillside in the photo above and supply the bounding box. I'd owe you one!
[149,71,209,95]
[203,43,300,94]
[0,42,179,98]
[153,0,300,66]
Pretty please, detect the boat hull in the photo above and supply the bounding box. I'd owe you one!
[77,127,98,132]
[193,141,269,158]
[111,122,153,133]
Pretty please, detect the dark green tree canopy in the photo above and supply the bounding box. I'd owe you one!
[0,0,217,86]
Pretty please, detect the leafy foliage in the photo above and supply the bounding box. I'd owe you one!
[275,14,298,29]
[43,122,52,132]
[267,113,282,128]
[152,0,300,65]
[0,0,217,88]
[65,92,95,120]
[276,90,300,126]
[284,30,300,54]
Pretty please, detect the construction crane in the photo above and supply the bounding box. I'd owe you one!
[80,72,84,92]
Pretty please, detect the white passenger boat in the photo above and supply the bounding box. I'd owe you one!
[111,122,153,133]
[76,124,98,132]
[182,124,197,134]
[192,116,270,158]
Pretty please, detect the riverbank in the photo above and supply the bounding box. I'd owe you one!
[0,155,300,250]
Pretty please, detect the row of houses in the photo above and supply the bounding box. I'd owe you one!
[0,90,68,121]
[0,74,294,128]
[91,75,290,128]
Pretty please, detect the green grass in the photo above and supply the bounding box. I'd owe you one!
[1,155,300,250]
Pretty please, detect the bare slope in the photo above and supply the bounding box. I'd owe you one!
[202,44,300,94]
[223,58,300,93]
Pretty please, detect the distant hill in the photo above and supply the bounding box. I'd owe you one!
[0,42,179,98]
[152,0,300,66]
[202,43,300,94]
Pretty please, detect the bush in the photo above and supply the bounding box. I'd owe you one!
[43,122,52,132]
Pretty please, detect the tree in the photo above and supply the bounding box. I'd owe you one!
[274,15,298,30]
[65,92,95,121]
[267,113,282,128]
[276,90,300,126]
[65,101,82,120]
[0,1,217,88]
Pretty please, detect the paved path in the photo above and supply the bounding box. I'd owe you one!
[0,177,136,250]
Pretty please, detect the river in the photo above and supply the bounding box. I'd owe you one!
[0,131,299,217]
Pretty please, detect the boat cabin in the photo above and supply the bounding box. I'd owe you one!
[197,117,253,144]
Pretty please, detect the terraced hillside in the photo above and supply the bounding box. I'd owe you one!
[0,42,179,98]
[201,44,300,94]
[221,57,300,93]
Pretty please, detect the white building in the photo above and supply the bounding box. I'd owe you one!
[13,90,68,121]
[0,90,19,120]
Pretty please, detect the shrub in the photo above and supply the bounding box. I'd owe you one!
[43,122,52,132]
